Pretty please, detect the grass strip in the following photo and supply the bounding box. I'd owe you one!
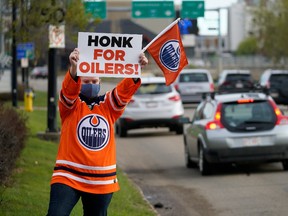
[0,91,156,216]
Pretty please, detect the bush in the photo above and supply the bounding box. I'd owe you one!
[0,103,28,185]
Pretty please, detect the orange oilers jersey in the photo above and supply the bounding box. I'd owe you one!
[50,71,141,194]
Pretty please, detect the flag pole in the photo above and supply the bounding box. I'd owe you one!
[142,18,181,53]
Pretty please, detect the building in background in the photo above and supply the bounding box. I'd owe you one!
[227,0,262,53]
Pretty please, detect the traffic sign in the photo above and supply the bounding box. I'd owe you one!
[84,0,106,19]
[181,0,205,19]
[16,42,34,60]
[49,25,65,48]
[132,0,175,19]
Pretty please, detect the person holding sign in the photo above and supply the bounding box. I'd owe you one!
[46,48,148,216]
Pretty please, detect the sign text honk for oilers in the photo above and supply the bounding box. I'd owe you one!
[77,32,143,78]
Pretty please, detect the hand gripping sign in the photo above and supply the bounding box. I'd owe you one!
[77,32,143,78]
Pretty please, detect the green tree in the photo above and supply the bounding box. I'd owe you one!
[253,0,288,63]
[7,0,99,65]
[236,37,258,55]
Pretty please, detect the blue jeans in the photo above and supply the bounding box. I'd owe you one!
[47,183,113,216]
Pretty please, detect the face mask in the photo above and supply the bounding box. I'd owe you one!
[80,84,100,99]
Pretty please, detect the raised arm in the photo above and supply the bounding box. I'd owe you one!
[69,48,79,80]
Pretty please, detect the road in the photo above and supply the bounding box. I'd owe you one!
[116,105,288,216]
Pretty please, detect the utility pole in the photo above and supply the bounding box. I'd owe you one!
[47,0,65,133]
[207,8,224,74]
[47,47,58,132]
[47,0,58,133]
[217,8,222,74]
[11,0,17,107]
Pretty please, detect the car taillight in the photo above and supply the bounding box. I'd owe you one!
[205,104,224,130]
[124,118,134,122]
[172,115,182,119]
[169,95,181,101]
[237,98,254,103]
[129,99,135,104]
[268,100,288,125]
[210,83,214,91]
[247,80,254,87]
[277,116,288,125]
[174,84,179,92]
[222,81,231,86]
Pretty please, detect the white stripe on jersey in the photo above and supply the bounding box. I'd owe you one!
[53,172,118,185]
[56,160,116,171]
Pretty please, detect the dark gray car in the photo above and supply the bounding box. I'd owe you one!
[259,69,288,105]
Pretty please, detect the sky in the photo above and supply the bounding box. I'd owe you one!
[175,0,239,35]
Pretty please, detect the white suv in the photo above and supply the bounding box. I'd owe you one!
[174,69,215,103]
[116,76,185,137]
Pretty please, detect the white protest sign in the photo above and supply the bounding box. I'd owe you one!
[77,32,143,78]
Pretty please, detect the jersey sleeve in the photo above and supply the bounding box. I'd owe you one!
[107,78,141,120]
[58,71,81,120]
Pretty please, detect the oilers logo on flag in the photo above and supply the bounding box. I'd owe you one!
[159,40,180,72]
[77,114,110,151]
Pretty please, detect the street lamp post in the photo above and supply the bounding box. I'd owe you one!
[217,8,222,74]
[11,0,17,107]
[206,8,224,74]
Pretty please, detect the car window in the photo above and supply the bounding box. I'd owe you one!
[260,73,269,85]
[202,102,214,119]
[226,74,251,81]
[193,102,205,121]
[221,101,276,131]
[136,83,172,95]
[179,73,208,82]
[270,74,288,83]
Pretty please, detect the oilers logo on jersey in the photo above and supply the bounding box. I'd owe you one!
[77,114,110,151]
[159,39,181,72]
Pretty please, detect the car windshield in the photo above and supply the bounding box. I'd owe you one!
[135,83,172,95]
[226,74,251,81]
[221,101,276,132]
[179,73,208,82]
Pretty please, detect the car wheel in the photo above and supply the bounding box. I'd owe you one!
[184,144,197,168]
[118,124,127,137]
[282,160,288,170]
[175,125,183,135]
[198,144,211,176]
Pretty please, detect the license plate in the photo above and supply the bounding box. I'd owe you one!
[243,137,261,146]
[185,87,198,93]
[270,92,279,98]
[146,101,158,108]
[236,83,243,88]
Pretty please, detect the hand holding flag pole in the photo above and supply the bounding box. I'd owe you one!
[142,18,188,86]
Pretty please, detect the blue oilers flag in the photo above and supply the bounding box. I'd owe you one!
[143,18,188,86]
